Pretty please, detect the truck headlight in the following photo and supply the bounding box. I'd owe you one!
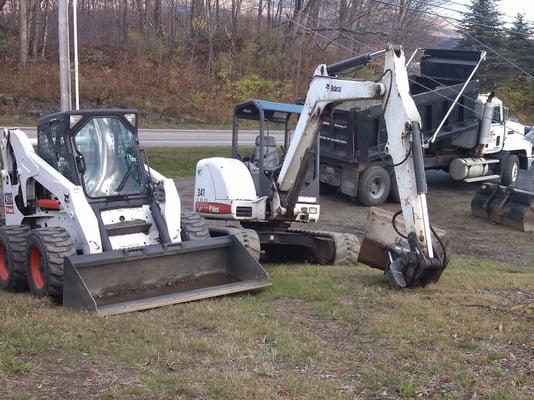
[309,207,318,214]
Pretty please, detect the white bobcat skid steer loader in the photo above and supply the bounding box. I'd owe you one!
[0,110,268,315]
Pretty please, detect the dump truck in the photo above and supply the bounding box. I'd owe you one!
[319,48,534,205]
[194,45,449,289]
[0,109,269,315]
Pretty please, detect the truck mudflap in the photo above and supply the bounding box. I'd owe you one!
[63,236,270,316]
[358,208,451,288]
[471,183,534,232]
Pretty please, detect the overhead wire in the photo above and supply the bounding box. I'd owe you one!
[367,0,534,79]
[368,0,533,36]
[288,8,526,135]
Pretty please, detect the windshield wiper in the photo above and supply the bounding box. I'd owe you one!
[115,162,136,194]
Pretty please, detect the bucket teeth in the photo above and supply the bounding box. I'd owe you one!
[385,258,407,289]
[472,183,534,232]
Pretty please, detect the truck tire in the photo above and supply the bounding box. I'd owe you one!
[26,227,76,301]
[500,154,520,187]
[180,211,210,241]
[357,165,391,206]
[0,225,30,291]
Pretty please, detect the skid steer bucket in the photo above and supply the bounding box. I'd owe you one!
[471,183,534,232]
[358,208,451,286]
[63,236,270,316]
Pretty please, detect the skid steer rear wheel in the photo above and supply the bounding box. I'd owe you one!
[180,211,210,241]
[0,225,31,291]
[26,227,76,301]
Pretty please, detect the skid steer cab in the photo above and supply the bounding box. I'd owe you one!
[0,110,268,315]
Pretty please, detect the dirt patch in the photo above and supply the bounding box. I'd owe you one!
[3,350,142,398]
[177,169,534,265]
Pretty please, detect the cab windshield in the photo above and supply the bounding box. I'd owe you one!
[74,117,143,198]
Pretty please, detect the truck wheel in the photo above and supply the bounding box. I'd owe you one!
[388,169,401,204]
[500,154,520,187]
[26,227,76,301]
[180,211,210,241]
[357,165,391,206]
[0,225,30,291]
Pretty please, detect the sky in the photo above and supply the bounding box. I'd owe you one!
[498,0,534,19]
[455,0,534,23]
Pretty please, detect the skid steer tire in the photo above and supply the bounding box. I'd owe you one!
[180,211,210,241]
[210,227,261,262]
[0,225,30,291]
[26,227,76,301]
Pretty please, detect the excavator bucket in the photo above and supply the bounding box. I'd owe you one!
[63,236,270,316]
[358,207,451,286]
[471,183,534,232]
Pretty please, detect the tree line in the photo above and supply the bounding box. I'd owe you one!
[458,0,534,121]
[1,0,532,123]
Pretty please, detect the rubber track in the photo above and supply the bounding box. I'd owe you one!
[0,225,30,290]
[287,228,360,265]
[180,212,211,241]
[214,227,261,262]
[30,227,76,300]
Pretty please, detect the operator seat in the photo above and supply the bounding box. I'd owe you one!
[251,135,280,170]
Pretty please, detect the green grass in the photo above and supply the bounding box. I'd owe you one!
[0,258,532,399]
[145,147,233,178]
[0,147,533,398]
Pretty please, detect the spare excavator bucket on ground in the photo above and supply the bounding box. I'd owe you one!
[358,208,451,287]
[471,183,534,232]
[63,236,270,316]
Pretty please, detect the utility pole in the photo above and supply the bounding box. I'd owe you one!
[73,0,80,110]
[58,0,71,111]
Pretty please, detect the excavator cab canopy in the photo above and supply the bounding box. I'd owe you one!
[231,100,321,198]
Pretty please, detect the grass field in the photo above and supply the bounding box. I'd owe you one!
[146,147,234,178]
[0,147,533,399]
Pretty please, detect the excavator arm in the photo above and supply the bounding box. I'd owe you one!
[274,45,448,287]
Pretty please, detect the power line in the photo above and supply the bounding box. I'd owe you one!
[443,0,534,25]
[454,27,534,78]
[368,0,533,36]
[295,10,373,51]
[290,11,524,132]
[367,0,534,78]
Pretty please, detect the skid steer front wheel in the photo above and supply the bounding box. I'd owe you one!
[180,211,211,241]
[26,227,76,301]
[0,225,31,291]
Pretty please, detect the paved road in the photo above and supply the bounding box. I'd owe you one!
[18,127,284,147]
